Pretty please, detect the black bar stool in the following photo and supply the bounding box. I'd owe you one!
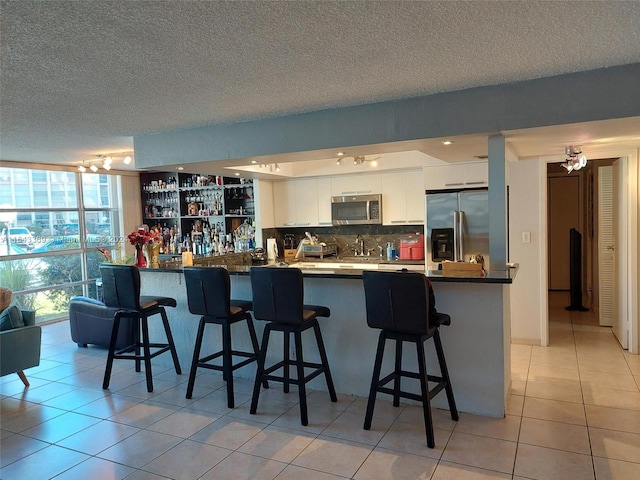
[249,266,337,426]
[100,264,182,392]
[183,266,264,408]
[362,270,458,448]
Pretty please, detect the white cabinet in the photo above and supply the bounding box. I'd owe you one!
[424,162,488,190]
[317,178,333,226]
[273,181,296,227]
[381,170,424,225]
[273,179,323,227]
[331,174,381,196]
[405,172,425,223]
[294,179,318,227]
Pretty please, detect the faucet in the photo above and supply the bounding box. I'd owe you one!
[356,235,364,256]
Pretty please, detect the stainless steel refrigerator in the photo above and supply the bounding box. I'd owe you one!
[425,188,490,270]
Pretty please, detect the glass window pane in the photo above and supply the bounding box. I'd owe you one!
[14,285,87,324]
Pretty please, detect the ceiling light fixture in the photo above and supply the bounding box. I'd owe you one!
[336,154,380,167]
[442,140,453,145]
[562,146,587,173]
[79,153,134,173]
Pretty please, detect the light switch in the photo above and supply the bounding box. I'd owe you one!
[522,231,531,243]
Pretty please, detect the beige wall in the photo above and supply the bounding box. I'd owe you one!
[509,149,638,353]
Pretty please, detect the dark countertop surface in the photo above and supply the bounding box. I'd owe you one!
[142,256,518,284]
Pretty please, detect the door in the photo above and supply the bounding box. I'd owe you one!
[548,175,580,290]
[612,159,628,348]
[598,166,615,326]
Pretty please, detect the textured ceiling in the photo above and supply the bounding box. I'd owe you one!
[1,0,639,168]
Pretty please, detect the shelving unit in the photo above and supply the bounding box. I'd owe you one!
[140,172,255,240]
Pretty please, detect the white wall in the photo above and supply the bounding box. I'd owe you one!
[509,158,547,344]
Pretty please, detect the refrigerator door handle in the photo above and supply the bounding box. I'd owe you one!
[458,210,465,261]
[453,211,460,261]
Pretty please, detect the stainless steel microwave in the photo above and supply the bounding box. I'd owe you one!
[331,194,382,225]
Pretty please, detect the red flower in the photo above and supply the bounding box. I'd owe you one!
[128,228,161,246]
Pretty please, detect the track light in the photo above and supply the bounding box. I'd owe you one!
[123,156,132,165]
[78,165,86,172]
[90,164,99,172]
[337,155,380,167]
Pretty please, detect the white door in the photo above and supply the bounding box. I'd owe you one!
[613,159,628,348]
[598,166,615,326]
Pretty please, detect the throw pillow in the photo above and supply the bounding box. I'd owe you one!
[0,287,12,312]
[0,305,25,331]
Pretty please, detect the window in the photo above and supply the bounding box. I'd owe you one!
[0,165,124,323]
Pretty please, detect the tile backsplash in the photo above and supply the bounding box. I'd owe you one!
[261,225,424,259]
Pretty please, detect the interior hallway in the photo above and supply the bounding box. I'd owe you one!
[1,292,639,479]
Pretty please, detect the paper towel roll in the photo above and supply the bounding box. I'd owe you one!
[267,238,278,260]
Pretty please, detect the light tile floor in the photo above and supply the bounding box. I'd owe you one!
[2,292,639,479]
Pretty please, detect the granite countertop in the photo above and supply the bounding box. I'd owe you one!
[144,254,518,284]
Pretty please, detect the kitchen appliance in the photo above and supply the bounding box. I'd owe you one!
[251,247,267,264]
[331,194,382,225]
[266,238,278,261]
[399,234,424,260]
[426,188,489,270]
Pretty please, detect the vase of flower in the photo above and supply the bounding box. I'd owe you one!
[134,244,147,268]
[146,242,160,268]
[128,226,162,269]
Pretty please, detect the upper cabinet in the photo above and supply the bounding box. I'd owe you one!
[381,170,425,225]
[424,161,488,190]
[331,173,381,196]
[273,178,322,227]
[316,178,333,226]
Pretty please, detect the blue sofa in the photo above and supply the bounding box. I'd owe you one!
[68,296,135,349]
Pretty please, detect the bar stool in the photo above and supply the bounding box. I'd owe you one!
[249,266,337,426]
[183,266,264,408]
[100,264,182,392]
[361,270,458,448]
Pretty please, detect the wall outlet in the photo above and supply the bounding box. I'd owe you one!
[522,231,531,243]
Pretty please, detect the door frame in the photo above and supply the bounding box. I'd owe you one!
[539,147,638,353]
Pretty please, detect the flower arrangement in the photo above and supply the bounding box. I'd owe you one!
[97,243,133,264]
[127,227,162,247]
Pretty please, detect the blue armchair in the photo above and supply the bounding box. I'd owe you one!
[0,309,42,386]
[68,296,135,349]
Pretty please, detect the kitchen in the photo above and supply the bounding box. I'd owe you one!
[136,151,516,418]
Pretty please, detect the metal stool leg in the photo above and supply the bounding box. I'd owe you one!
[416,338,435,448]
[186,317,206,399]
[141,315,154,392]
[294,329,308,426]
[250,324,271,414]
[247,316,268,389]
[103,313,122,389]
[364,331,386,430]
[222,321,234,408]
[283,330,290,393]
[313,321,337,402]
[393,339,403,407]
[160,308,182,374]
[434,329,459,420]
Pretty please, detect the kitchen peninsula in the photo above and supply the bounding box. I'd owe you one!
[138,257,516,418]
